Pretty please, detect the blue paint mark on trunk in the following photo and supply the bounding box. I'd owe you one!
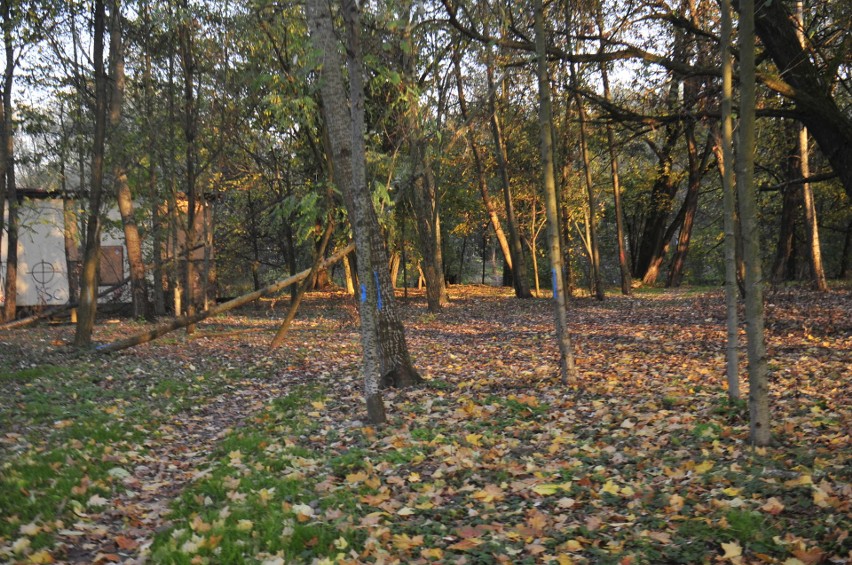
[552,268,558,300]
[360,284,367,303]
[374,271,383,311]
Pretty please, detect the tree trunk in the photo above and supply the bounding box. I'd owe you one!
[1,0,17,321]
[452,51,513,282]
[771,133,802,283]
[838,218,852,279]
[575,91,604,300]
[534,0,577,384]
[715,0,740,398]
[401,6,447,312]
[74,0,108,347]
[178,4,198,332]
[596,7,631,295]
[109,0,150,319]
[737,0,770,446]
[307,0,417,422]
[486,48,532,299]
[667,124,712,287]
[794,1,826,293]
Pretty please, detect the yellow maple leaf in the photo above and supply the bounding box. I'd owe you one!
[472,484,506,503]
[721,541,742,560]
[465,433,483,446]
[28,550,55,564]
[694,460,714,474]
[421,547,444,560]
[392,533,424,551]
[601,480,621,495]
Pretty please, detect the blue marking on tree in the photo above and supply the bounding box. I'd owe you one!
[360,284,367,303]
[552,268,558,299]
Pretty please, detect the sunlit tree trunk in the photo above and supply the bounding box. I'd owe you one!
[109,0,150,319]
[74,0,108,347]
[737,0,770,446]
[575,91,604,301]
[178,2,198,333]
[452,51,513,282]
[794,1,826,292]
[716,0,740,399]
[486,48,531,298]
[534,0,577,384]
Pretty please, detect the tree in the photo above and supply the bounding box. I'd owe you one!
[74,0,108,347]
[108,0,151,320]
[306,0,422,423]
[0,0,18,322]
[717,0,740,400]
[736,0,770,446]
[534,0,577,384]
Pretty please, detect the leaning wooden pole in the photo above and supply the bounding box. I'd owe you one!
[269,223,335,350]
[95,243,354,354]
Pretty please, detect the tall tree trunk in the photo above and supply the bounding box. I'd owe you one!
[400,3,447,312]
[451,51,513,280]
[575,91,604,300]
[771,135,803,283]
[737,0,770,446]
[143,0,165,316]
[794,1,827,292]
[74,0,108,347]
[178,4,198,332]
[109,0,150,319]
[716,0,740,399]
[307,0,421,422]
[667,125,712,287]
[486,48,531,298]
[595,7,631,295]
[534,0,577,384]
[1,0,17,321]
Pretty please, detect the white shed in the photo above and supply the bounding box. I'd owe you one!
[1,189,130,309]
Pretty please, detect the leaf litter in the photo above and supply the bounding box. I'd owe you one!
[0,285,849,563]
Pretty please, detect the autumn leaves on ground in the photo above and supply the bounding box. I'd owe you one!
[0,285,849,565]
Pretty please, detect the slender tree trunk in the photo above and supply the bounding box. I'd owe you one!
[109,0,150,319]
[1,0,17,321]
[534,0,577,384]
[178,5,198,332]
[794,1,826,292]
[486,49,531,298]
[737,0,770,446]
[667,125,712,287]
[772,135,803,283]
[74,0,108,347]
[596,8,631,295]
[452,52,513,279]
[716,0,740,398]
[575,92,604,300]
[838,218,852,279]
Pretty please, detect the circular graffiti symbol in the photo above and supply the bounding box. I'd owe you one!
[31,261,56,285]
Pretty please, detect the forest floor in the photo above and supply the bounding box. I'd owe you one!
[0,284,849,565]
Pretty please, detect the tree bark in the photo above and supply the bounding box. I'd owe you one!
[402,9,448,312]
[1,0,17,321]
[534,0,577,384]
[575,91,604,300]
[715,0,740,399]
[74,0,108,347]
[486,48,531,299]
[109,0,151,319]
[451,51,513,282]
[595,6,631,295]
[737,0,771,446]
